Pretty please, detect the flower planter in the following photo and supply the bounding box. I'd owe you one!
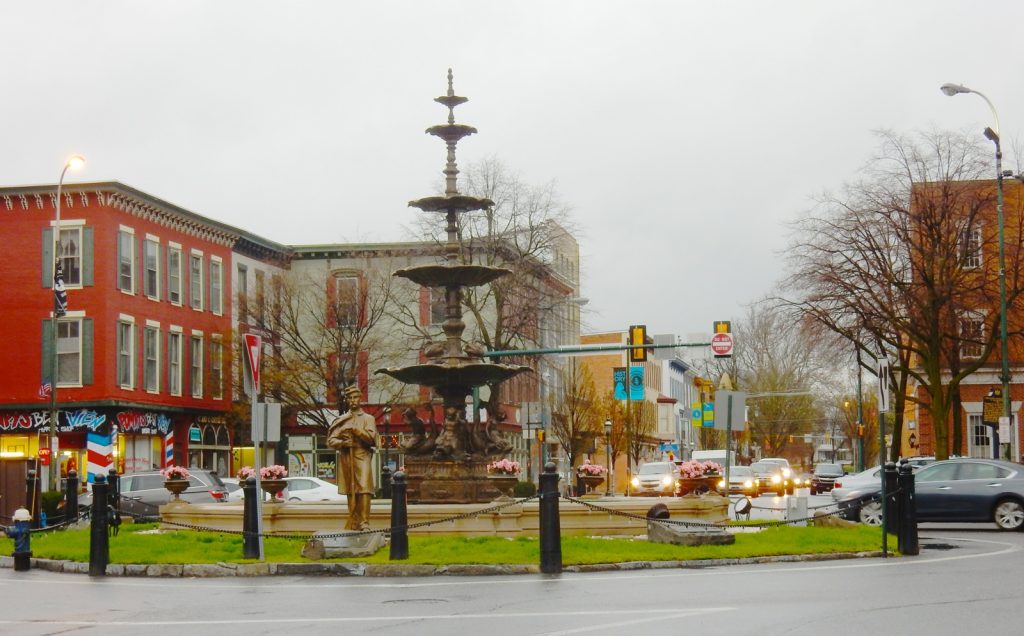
[487,474,518,499]
[577,474,605,494]
[164,478,189,501]
[677,476,720,497]
[260,479,287,500]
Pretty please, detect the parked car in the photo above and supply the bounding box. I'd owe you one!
[82,469,228,520]
[810,463,846,495]
[717,465,759,496]
[750,461,790,496]
[283,476,347,502]
[835,458,1024,530]
[630,461,681,496]
[221,477,244,502]
[831,465,884,502]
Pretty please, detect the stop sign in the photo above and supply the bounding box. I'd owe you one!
[710,332,733,357]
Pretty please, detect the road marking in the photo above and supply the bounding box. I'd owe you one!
[0,607,736,628]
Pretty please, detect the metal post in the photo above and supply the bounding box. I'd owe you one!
[242,476,259,559]
[389,470,408,560]
[89,474,108,576]
[107,467,120,517]
[25,469,40,530]
[724,394,733,495]
[856,348,864,471]
[991,131,1010,459]
[65,469,79,524]
[538,462,562,573]
[381,409,392,498]
[879,409,887,558]
[898,461,919,555]
[251,397,265,560]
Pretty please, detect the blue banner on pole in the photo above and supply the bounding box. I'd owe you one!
[613,367,627,400]
[702,402,714,428]
[629,366,644,400]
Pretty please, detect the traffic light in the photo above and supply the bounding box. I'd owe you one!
[629,324,648,362]
[857,424,865,437]
[537,429,545,442]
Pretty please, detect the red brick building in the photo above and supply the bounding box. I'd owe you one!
[0,182,242,492]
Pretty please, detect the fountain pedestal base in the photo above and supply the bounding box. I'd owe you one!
[404,457,509,503]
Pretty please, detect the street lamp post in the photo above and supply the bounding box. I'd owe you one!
[48,155,85,491]
[941,83,1011,459]
[603,418,613,496]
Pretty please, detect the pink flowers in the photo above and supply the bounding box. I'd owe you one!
[487,458,521,475]
[260,465,288,480]
[678,460,723,479]
[577,460,607,477]
[161,466,190,480]
[237,466,256,480]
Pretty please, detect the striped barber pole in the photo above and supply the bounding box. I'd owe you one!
[86,430,113,483]
[164,431,174,466]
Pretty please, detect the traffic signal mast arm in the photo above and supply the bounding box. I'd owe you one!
[482,341,711,358]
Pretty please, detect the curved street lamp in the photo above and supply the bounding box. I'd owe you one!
[48,155,85,491]
[940,83,1010,460]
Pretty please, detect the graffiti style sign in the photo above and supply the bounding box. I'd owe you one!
[115,410,171,435]
[0,409,107,433]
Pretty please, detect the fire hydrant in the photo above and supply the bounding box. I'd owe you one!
[4,508,33,571]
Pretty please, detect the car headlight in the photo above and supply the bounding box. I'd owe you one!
[718,479,726,489]
[743,479,753,489]
[782,468,792,478]
[661,476,672,486]
[771,475,781,484]
[631,477,640,487]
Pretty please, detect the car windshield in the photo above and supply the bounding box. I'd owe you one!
[730,467,753,477]
[750,462,775,473]
[638,463,673,475]
[815,464,843,474]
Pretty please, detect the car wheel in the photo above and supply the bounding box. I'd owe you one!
[993,499,1024,531]
[858,500,883,526]
[288,497,301,502]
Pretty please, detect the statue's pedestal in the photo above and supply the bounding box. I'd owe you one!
[405,457,505,503]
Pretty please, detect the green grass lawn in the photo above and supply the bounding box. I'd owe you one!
[2,523,886,565]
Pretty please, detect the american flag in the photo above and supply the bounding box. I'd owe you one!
[39,381,52,400]
[53,259,68,317]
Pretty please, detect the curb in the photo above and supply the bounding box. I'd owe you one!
[0,551,885,578]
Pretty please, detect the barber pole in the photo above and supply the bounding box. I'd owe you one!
[164,431,175,467]
[86,430,113,483]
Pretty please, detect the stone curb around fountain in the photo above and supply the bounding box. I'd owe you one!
[0,551,884,577]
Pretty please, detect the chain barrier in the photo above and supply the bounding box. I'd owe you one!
[110,494,543,541]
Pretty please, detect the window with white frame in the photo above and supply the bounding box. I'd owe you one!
[144,238,160,299]
[960,313,985,359]
[190,335,203,398]
[209,258,223,315]
[56,319,81,385]
[168,330,182,396]
[118,229,135,292]
[144,325,159,393]
[960,225,982,269]
[168,245,182,305]
[210,337,223,399]
[969,414,990,458]
[117,320,135,388]
[189,252,203,310]
[57,227,83,287]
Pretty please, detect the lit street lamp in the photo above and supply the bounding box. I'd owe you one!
[603,418,613,496]
[941,83,1011,459]
[48,155,85,491]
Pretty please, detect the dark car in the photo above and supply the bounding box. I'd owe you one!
[81,469,228,520]
[836,458,1024,530]
[810,463,846,495]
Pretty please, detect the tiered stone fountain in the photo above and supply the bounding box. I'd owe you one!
[376,70,530,503]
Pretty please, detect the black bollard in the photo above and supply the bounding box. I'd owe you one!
[898,462,919,555]
[89,475,109,577]
[389,471,408,560]
[242,477,259,559]
[25,469,41,530]
[883,462,899,538]
[381,466,393,500]
[107,467,120,510]
[65,470,79,524]
[539,461,562,574]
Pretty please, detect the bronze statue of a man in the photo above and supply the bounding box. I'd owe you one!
[327,385,378,530]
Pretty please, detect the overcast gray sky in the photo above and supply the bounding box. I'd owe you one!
[3,1,1022,338]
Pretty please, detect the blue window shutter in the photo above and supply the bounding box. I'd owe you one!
[82,318,94,385]
[41,320,54,383]
[42,229,53,288]
[82,227,94,286]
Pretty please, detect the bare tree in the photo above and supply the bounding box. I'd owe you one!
[245,263,409,430]
[782,129,1024,459]
[548,359,602,472]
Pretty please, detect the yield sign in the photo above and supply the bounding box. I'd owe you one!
[242,333,262,393]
